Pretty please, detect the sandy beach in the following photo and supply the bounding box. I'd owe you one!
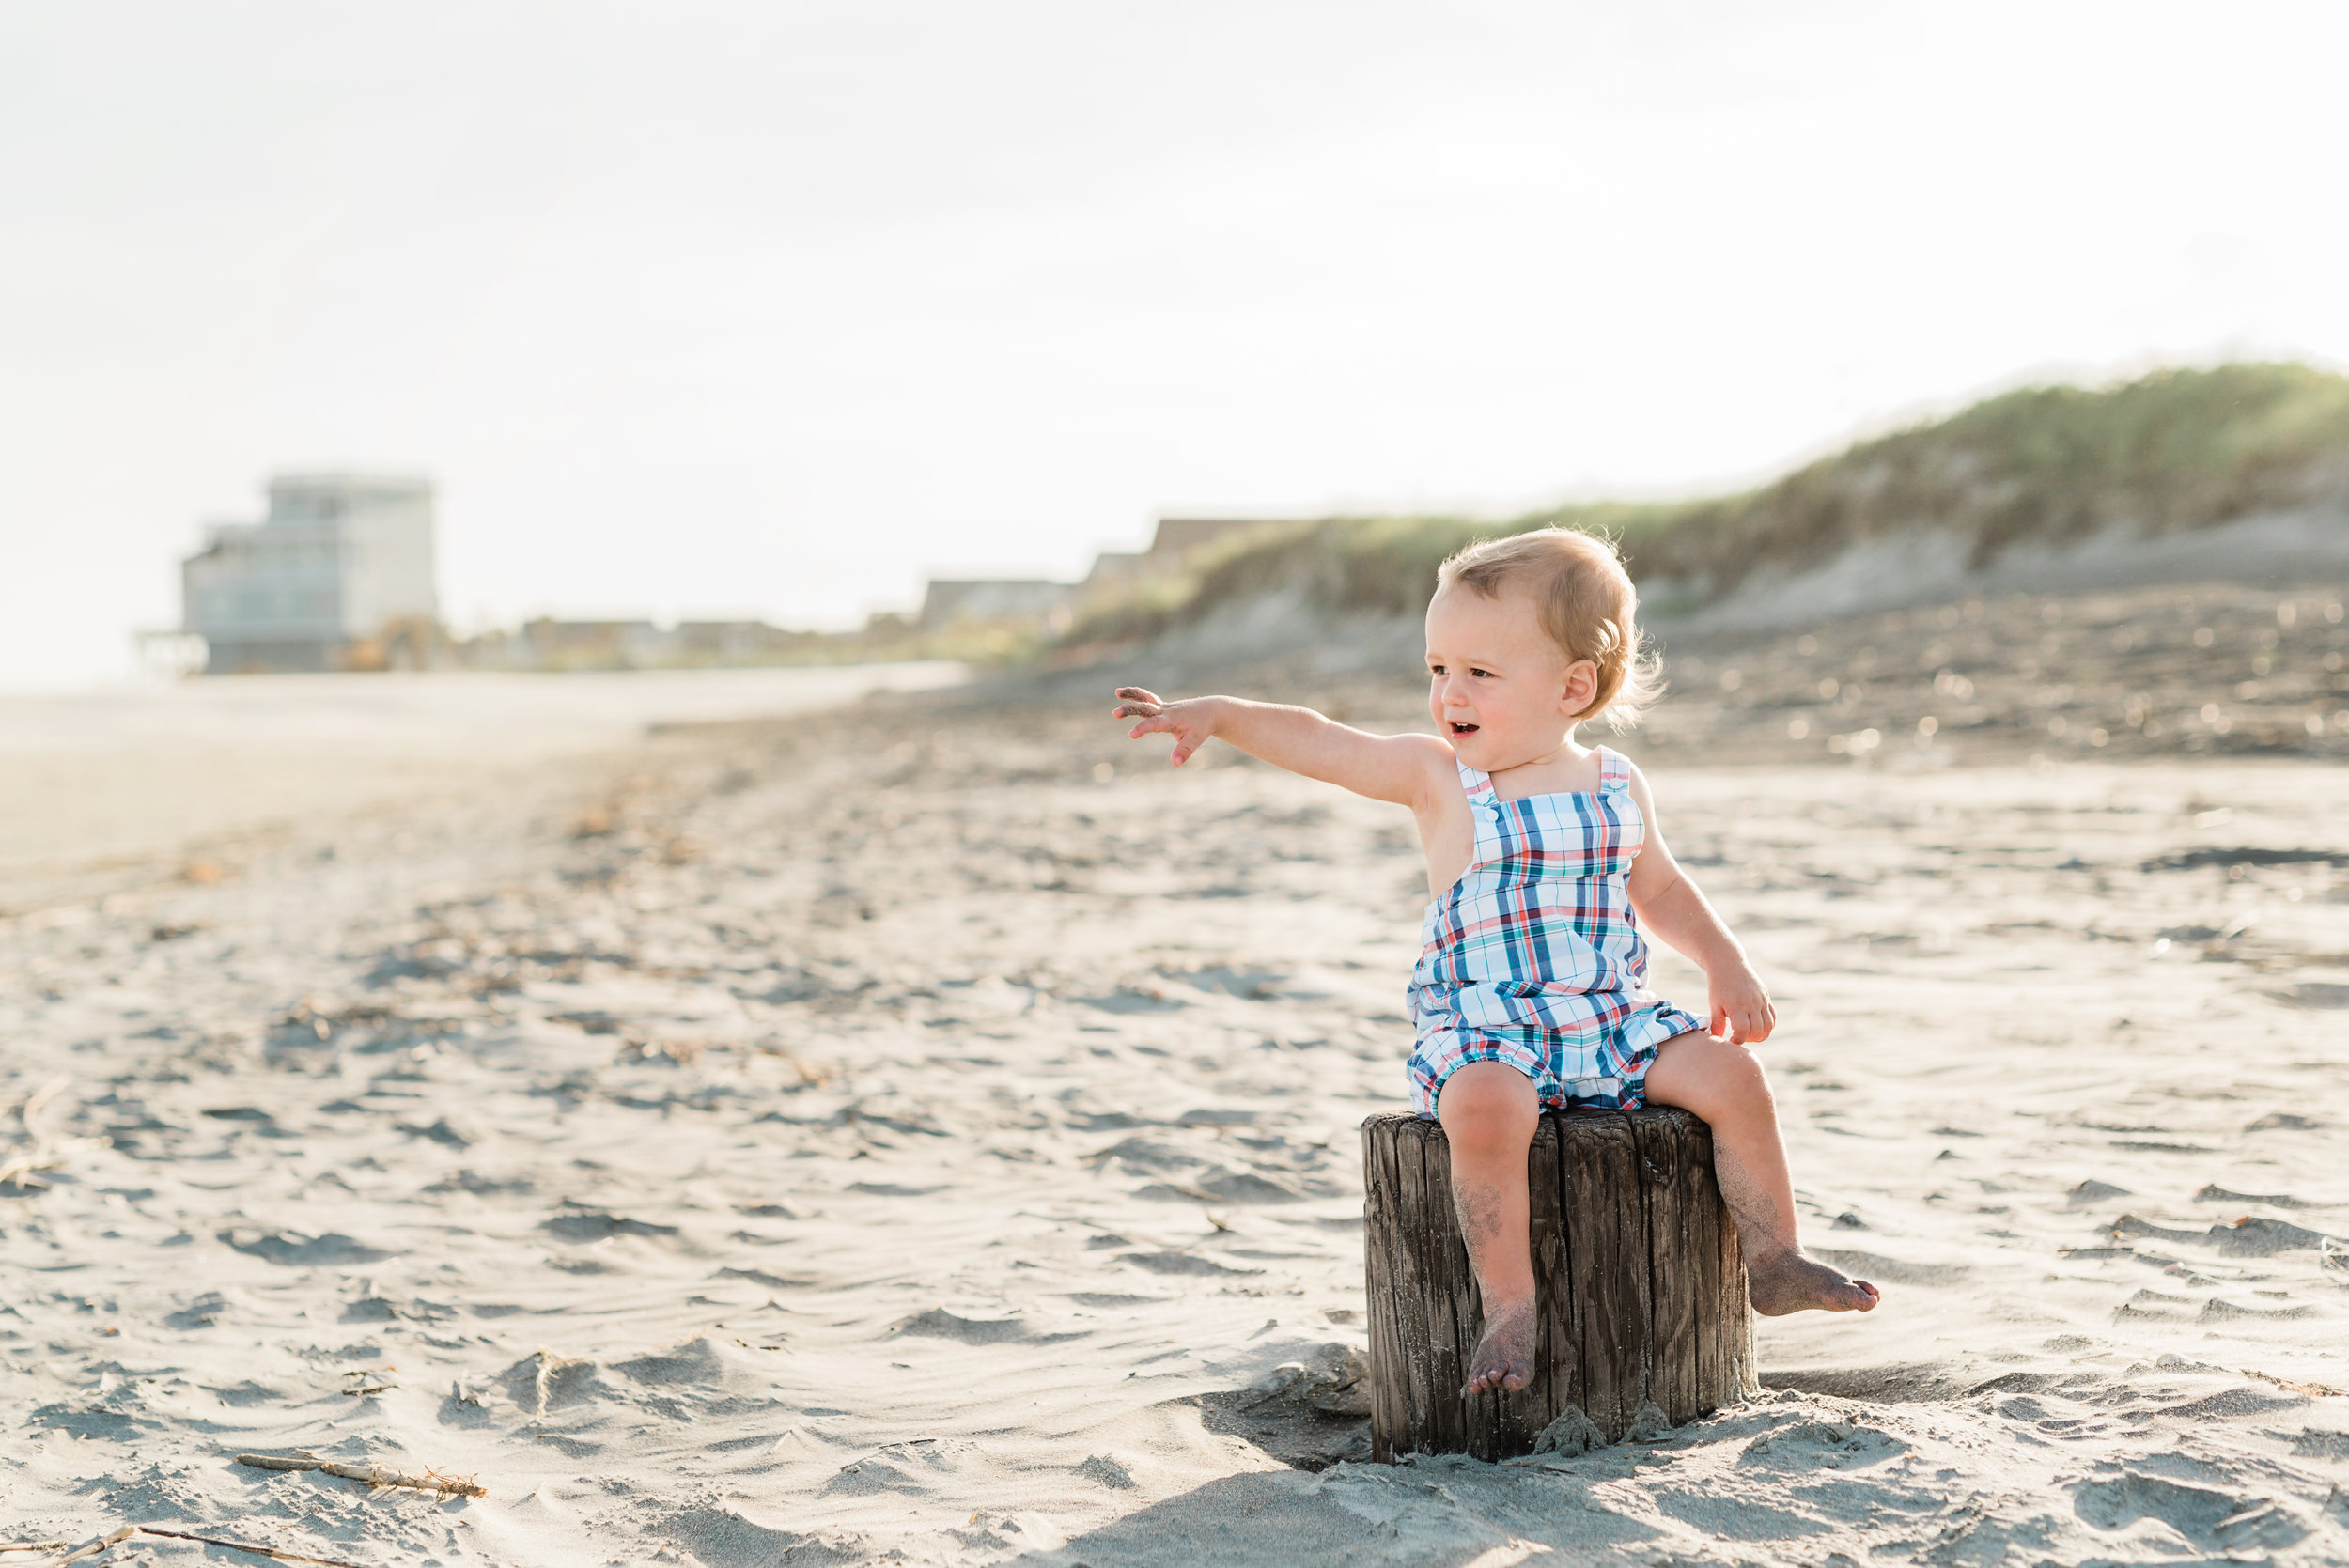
[6,660,2349,1565]
[13,6,2349,1560]
[0,664,964,921]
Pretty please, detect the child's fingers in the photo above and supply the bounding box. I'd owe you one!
[1112,686,1165,706]
[1709,1004,1728,1040]
[1129,717,1206,760]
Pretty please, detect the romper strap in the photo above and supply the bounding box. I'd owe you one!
[1595,747,1630,793]
[1455,760,1495,802]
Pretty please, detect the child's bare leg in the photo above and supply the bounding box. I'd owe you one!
[1643,1032,1879,1315]
[1437,1062,1541,1392]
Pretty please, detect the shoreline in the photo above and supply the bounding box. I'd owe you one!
[0,661,966,917]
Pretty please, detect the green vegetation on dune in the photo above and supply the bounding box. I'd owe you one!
[1065,362,2349,645]
[1614,360,2349,595]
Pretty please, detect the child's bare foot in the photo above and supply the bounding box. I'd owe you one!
[1745,1250,1880,1315]
[1465,1296,1536,1393]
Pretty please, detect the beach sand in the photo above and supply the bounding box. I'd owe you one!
[5,663,2348,1565]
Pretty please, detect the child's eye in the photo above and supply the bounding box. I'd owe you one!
[1427,665,1445,676]
[1469,667,1493,679]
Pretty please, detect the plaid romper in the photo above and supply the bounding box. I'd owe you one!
[1406,747,1703,1115]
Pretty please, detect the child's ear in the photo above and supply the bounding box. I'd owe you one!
[1560,659,1599,716]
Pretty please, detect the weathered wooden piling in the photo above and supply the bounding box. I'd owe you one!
[1361,1108,1757,1461]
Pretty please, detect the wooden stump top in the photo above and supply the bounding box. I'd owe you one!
[1361,1107,1756,1462]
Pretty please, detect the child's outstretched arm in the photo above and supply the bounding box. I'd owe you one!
[1619,762,1776,1044]
[1112,687,1450,807]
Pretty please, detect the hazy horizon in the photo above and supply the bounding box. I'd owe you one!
[7,1,2347,689]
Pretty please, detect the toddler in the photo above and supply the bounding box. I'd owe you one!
[1113,528,1876,1395]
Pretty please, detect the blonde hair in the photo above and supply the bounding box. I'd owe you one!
[1435,528,1661,728]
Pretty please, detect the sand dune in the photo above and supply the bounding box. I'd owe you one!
[5,658,2349,1564]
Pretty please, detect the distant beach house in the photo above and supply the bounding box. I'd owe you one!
[1143,517,1272,559]
[519,616,668,666]
[910,518,1281,637]
[917,578,1075,632]
[181,474,439,674]
[1080,517,1271,597]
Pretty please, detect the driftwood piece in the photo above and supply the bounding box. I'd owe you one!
[25,1525,365,1568]
[115,1527,365,1567]
[31,1529,132,1568]
[235,1451,487,1498]
[1362,1108,1757,1462]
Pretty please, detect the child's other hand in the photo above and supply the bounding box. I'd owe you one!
[1112,688,1221,767]
[1707,963,1776,1044]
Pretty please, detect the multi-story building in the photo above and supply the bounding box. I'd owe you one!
[181,474,439,674]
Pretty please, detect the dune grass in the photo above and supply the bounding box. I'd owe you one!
[1062,362,2349,645]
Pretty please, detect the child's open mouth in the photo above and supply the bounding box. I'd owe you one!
[1449,722,1479,736]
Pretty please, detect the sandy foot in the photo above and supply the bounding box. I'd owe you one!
[1465,1296,1536,1393]
[1746,1249,1880,1315]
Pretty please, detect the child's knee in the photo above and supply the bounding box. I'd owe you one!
[1437,1062,1539,1149]
[1733,1050,1779,1118]
[1651,1032,1774,1120]
[1719,1039,1772,1098]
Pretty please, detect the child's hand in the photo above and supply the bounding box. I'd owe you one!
[1707,962,1776,1044]
[1112,688,1222,767]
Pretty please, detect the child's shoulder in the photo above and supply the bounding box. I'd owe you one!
[1609,749,1664,806]
[1393,729,1465,774]
[1384,729,1472,797]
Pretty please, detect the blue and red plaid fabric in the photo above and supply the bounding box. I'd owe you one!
[1406,748,1703,1114]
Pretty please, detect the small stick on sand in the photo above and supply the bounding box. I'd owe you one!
[2,1075,74,1192]
[123,1527,366,1567]
[235,1452,488,1498]
[0,1154,61,1188]
[16,1074,72,1126]
[31,1527,132,1567]
[2242,1367,2348,1398]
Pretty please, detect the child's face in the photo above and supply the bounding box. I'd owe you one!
[1423,582,1598,769]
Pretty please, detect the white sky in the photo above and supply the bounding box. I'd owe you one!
[4,1,2345,688]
